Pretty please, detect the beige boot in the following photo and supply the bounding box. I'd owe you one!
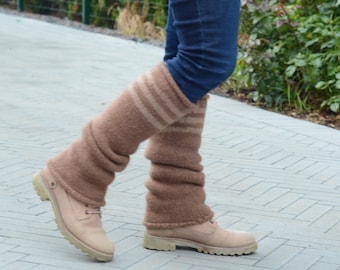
[33,62,197,261]
[144,220,257,255]
[143,96,257,255]
[33,169,114,261]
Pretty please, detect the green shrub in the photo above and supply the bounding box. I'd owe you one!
[235,0,340,113]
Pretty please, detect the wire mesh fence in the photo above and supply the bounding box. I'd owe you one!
[0,0,168,37]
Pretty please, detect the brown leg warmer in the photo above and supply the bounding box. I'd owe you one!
[144,95,214,228]
[47,62,196,207]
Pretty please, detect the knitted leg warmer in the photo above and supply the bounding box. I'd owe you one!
[46,62,196,207]
[144,95,214,228]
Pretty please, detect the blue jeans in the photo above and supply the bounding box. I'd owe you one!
[164,0,240,103]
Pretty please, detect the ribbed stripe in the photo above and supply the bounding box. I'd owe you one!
[127,82,164,130]
[177,115,205,125]
[163,106,205,135]
[139,73,175,124]
[163,126,203,135]
[144,71,185,119]
[163,114,204,135]
[127,65,192,130]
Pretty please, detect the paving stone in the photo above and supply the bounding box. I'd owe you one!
[0,261,37,270]
[308,262,339,270]
[279,253,320,270]
[158,262,192,270]
[255,245,303,269]
[0,252,28,268]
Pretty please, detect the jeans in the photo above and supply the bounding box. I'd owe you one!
[164,0,241,103]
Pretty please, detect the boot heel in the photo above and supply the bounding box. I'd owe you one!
[143,233,176,251]
[32,172,49,201]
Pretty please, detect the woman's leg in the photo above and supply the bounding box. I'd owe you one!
[163,8,179,61]
[165,0,241,103]
[143,96,257,255]
[144,96,213,228]
[143,0,257,255]
[33,62,198,261]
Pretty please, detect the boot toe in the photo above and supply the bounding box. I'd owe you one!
[224,230,257,248]
[83,232,115,255]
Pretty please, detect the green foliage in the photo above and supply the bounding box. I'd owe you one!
[235,0,340,113]
[121,0,167,27]
[90,0,120,27]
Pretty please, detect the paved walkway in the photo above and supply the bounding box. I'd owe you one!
[1,11,340,270]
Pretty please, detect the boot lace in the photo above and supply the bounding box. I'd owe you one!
[85,204,101,215]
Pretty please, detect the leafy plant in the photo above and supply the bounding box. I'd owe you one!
[234,0,340,113]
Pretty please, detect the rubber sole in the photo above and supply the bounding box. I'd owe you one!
[32,172,113,262]
[143,232,257,256]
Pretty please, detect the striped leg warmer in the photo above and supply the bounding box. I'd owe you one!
[143,95,214,228]
[46,62,196,206]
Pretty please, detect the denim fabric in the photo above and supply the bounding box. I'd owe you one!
[164,0,240,103]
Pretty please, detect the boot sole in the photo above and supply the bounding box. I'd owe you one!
[32,172,113,262]
[143,233,257,256]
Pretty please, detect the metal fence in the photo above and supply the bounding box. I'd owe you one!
[0,0,168,29]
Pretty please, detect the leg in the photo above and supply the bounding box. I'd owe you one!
[143,0,257,255]
[33,62,197,261]
[165,0,241,103]
[144,96,213,228]
[143,96,257,255]
[163,7,179,61]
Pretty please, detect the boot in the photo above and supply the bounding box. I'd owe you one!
[143,95,257,255]
[144,220,257,255]
[32,62,197,261]
[33,169,114,261]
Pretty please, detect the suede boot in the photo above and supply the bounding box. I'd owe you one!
[33,169,114,261]
[143,96,257,255]
[33,62,196,261]
[144,220,257,255]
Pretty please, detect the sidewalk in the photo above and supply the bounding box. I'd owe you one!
[1,11,340,270]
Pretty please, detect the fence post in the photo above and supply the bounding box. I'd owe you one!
[82,0,90,25]
[17,0,24,12]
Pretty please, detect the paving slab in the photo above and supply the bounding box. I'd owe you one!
[1,11,340,270]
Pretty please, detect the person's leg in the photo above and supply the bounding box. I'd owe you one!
[144,96,213,228]
[165,0,241,103]
[163,8,179,62]
[143,96,257,255]
[33,62,198,261]
[142,0,257,255]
